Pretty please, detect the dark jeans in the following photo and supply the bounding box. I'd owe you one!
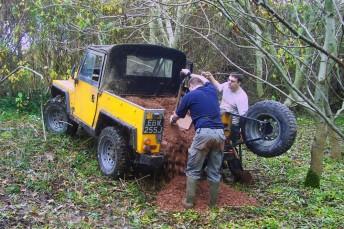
[230,125,241,145]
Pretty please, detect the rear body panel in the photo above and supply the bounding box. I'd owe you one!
[95,91,164,154]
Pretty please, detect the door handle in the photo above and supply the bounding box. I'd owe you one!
[91,94,95,102]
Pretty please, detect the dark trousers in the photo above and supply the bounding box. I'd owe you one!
[230,125,241,145]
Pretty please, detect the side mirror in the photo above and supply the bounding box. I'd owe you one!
[70,64,76,79]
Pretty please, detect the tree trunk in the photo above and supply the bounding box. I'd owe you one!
[328,127,343,160]
[305,122,327,188]
[149,14,158,44]
[305,0,336,188]
[147,1,183,48]
[284,60,304,106]
[243,0,264,97]
[253,23,264,98]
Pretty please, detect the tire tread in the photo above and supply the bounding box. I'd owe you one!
[242,100,297,157]
[97,126,128,178]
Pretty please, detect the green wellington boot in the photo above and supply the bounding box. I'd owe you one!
[209,181,220,208]
[182,177,197,209]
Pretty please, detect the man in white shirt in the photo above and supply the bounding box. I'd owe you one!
[203,72,248,144]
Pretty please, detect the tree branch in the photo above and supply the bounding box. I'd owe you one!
[0,66,43,86]
[252,0,344,68]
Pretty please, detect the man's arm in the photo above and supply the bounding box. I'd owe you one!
[190,73,209,84]
[237,93,249,115]
[201,72,221,89]
[180,69,210,84]
[170,94,189,125]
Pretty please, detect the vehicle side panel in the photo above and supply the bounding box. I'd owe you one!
[72,80,98,126]
[95,91,162,154]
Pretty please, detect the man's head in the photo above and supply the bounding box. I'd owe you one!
[227,72,243,92]
[188,77,204,91]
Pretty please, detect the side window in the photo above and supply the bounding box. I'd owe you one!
[79,52,103,82]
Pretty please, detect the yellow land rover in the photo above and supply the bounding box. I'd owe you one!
[43,44,186,178]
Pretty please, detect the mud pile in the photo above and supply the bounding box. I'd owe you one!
[155,176,257,212]
[126,96,194,179]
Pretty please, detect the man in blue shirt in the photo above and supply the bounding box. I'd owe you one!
[170,70,225,208]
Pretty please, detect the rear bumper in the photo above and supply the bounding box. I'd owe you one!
[135,153,165,169]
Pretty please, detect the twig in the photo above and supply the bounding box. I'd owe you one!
[134,175,150,199]
[252,0,344,68]
[0,128,16,131]
[335,101,344,118]
[0,66,43,85]
[119,178,126,189]
[111,188,125,192]
[58,120,73,126]
[28,123,39,136]
[135,174,151,182]
[41,102,47,142]
[80,137,93,146]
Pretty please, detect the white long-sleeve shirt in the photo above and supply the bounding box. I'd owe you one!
[217,82,248,125]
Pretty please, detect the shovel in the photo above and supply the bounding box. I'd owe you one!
[174,78,192,130]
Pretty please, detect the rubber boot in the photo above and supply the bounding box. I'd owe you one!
[182,177,197,209]
[209,181,220,208]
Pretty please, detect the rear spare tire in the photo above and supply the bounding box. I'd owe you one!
[241,100,297,157]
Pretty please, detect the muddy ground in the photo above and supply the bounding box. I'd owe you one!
[125,96,256,211]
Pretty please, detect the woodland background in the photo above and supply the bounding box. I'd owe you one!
[0,0,343,227]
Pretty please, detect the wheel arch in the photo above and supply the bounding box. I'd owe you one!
[51,85,71,113]
[95,111,137,151]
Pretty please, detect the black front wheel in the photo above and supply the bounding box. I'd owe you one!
[241,100,297,157]
[43,96,78,135]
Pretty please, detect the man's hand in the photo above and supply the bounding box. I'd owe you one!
[180,69,191,78]
[169,114,178,125]
[201,71,213,80]
[201,71,220,88]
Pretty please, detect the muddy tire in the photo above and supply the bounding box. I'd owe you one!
[97,127,128,178]
[43,96,78,135]
[241,100,297,157]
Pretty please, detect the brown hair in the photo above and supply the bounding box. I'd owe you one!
[229,72,244,83]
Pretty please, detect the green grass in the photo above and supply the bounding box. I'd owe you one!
[0,103,343,227]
